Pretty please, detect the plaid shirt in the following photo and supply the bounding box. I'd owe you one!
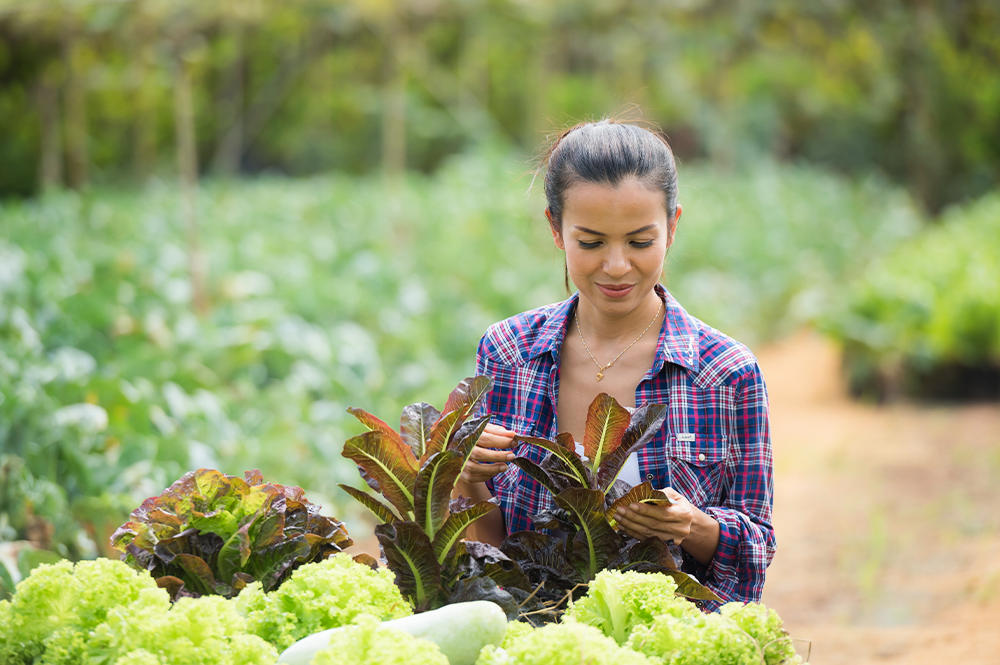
[477,285,775,605]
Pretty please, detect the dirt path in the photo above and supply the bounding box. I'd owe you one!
[756,331,1000,665]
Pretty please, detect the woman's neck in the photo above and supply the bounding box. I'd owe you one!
[574,287,664,345]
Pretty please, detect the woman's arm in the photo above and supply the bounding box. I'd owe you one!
[453,479,507,547]
[614,362,775,603]
[452,423,517,548]
[700,363,774,602]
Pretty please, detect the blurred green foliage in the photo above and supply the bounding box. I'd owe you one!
[823,192,1000,401]
[0,148,922,563]
[1,0,998,211]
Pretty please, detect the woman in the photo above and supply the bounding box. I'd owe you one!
[455,120,774,605]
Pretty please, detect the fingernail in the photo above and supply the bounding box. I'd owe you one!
[506,453,516,461]
[630,503,640,510]
[616,508,625,517]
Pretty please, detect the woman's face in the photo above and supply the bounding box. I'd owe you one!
[549,178,680,318]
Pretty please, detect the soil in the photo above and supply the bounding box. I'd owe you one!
[756,331,1000,665]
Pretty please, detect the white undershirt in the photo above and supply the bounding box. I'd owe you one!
[573,444,642,488]
[618,451,642,487]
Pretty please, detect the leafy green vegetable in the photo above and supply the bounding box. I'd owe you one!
[0,558,160,665]
[720,602,802,665]
[308,614,448,665]
[476,620,654,665]
[112,468,352,599]
[617,599,806,665]
[89,588,278,665]
[499,620,535,649]
[563,570,698,645]
[503,394,719,605]
[625,612,759,665]
[341,377,516,614]
[235,553,411,652]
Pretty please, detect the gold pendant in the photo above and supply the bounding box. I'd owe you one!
[596,372,604,381]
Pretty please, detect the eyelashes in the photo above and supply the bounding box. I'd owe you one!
[577,240,655,249]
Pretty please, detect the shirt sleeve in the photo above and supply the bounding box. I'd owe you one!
[474,336,504,499]
[700,361,775,606]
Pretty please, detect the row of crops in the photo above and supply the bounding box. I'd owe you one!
[2,147,999,598]
[1,390,807,664]
[3,372,805,664]
[0,148,928,572]
[0,554,805,665]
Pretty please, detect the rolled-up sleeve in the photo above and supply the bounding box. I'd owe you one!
[699,363,775,606]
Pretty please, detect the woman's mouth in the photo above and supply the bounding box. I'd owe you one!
[597,283,634,298]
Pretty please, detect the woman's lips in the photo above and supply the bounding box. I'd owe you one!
[597,283,634,298]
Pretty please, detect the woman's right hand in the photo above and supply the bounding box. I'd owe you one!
[458,423,518,485]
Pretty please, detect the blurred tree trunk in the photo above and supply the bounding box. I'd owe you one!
[460,16,490,136]
[902,4,943,213]
[527,38,552,146]
[35,75,62,191]
[212,22,245,177]
[214,30,324,171]
[61,31,89,189]
[173,49,209,316]
[131,13,158,181]
[382,11,407,179]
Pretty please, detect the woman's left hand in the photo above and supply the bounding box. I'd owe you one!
[614,486,694,544]
[614,486,721,566]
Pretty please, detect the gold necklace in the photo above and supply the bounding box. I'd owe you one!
[575,300,663,382]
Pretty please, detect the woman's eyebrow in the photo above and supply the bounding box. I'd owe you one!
[572,224,658,236]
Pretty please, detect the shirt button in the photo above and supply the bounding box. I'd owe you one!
[646,474,654,480]
[698,453,706,461]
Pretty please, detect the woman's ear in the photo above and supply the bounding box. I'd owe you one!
[546,207,566,250]
[666,204,682,249]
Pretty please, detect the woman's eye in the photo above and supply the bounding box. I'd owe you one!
[631,240,655,248]
[578,240,601,249]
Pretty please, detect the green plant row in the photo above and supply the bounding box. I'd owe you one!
[0,150,919,571]
[822,191,1000,400]
[0,554,807,665]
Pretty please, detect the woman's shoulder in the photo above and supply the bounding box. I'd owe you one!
[664,292,761,386]
[478,297,575,367]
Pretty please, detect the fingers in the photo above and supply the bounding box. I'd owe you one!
[461,424,517,484]
[461,461,508,484]
[616,513,674,542]
[469,445,516,465]
[479,424,517,449]
[615,500,692,543]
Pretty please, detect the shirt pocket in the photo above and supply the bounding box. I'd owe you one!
[665,433,729,507]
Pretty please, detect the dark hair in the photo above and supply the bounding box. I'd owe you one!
[541,119,679,235]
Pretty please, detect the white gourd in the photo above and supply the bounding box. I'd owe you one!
[277,600,509,665]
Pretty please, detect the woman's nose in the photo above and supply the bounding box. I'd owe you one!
[603,248,631,277]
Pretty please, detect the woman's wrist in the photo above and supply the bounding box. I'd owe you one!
[453,478,506,547]
[680,506,721,567]
[453,477,493,502]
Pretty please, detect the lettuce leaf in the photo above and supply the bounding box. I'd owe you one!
[112,468,352,599]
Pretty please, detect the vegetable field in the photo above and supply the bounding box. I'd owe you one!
[2,149,999,663]
[0,149,921,567]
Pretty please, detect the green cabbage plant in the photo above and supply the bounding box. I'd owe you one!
[111,468,352,599]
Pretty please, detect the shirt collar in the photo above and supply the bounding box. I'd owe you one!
[525,284,701,373]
